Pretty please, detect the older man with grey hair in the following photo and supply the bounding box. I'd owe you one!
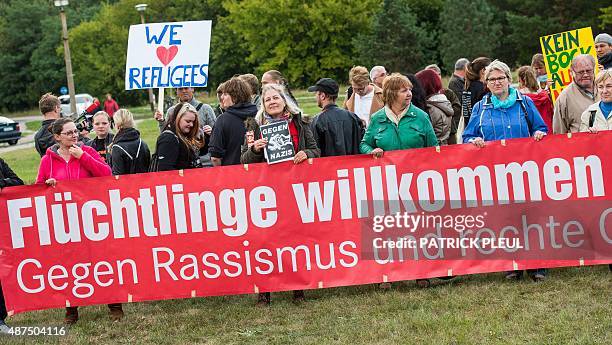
[552,54,599,134]
[369,66,387,89]
[448,58,469,100]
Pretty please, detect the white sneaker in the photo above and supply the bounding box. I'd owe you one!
[0,321,11,335]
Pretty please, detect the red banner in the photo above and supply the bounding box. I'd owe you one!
[1,132,611,314]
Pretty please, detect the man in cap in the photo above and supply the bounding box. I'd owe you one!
[309,78,364,157]
[595,33,612,70]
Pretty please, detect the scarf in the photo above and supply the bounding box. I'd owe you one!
[600,101,612,120]
[263,111,292,124]
[491,87,518,109]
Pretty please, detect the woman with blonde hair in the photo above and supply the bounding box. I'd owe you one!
[109,108,151,175]
[581,69,612,133]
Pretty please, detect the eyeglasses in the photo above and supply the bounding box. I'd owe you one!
[61,130,79,136]
[487,76,507,84]
[573,69,593,76]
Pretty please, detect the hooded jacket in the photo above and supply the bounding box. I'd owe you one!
[426,93,453,145]
[462,92,548,143]
[35,142,112,183]
[240,112,320,164]
[209,102,258,166]
[109,128,151,175]
[580,101,612,131]
[523,90,553,132]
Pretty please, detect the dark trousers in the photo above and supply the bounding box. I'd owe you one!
[0,283,7,321]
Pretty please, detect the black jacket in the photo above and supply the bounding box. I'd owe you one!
[34,119,56,157]
[448,74,465,101]
[209,102,258,166]
[84,133,114,164]
[312,104,363,157]
[155,130,200,171]
[240,113,320,164]
[109,128,151,175]
[0,158,23,188]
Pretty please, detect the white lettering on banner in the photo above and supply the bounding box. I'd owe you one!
[6,156,605,249]
[16,258,138,299]
[8,184,279,249]
[292,156,604,224]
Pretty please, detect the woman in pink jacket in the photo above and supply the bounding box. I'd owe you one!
[34,118,119,324]
[36,118,111,186]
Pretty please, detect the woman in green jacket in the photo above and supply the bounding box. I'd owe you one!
[360,73,438,289]
[360,73,438,157]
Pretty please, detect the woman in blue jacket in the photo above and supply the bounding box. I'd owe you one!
[462,60,548,147]
[462,60,549,282]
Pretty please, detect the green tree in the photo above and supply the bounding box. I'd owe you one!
[224,0,379,87]
[439,0,501,71]
[353,0,432,74]
[0,0,110,111]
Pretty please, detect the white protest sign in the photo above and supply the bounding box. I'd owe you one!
[125,20,212,90]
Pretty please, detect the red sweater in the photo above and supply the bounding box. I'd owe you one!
[36,143,112,183]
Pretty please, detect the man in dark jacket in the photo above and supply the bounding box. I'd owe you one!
[448,58,469,100]
[309,78,364,157]
[595,33,612,70]
[209,77,258,166]
[34,93,61,157]
[0,158,24,333]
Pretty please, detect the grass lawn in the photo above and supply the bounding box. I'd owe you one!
[3,266,610,344]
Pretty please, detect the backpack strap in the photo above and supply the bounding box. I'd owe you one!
[589,110,597,128]
[517,97,532,132]
[195,103,203,111]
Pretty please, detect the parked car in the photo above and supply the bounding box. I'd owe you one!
[59,93,94,116]
[0,116,21,145]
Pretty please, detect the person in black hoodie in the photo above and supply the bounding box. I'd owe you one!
[209,76,258,166]
[109,109,150,175]
[0,157,24,333]
[155,103,206,172]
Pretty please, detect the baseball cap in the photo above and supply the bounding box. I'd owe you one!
[307,78,339,96]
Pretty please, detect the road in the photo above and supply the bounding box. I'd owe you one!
[0,115,40,154]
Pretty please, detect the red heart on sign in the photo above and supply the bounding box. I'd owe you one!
[156,45,179,66]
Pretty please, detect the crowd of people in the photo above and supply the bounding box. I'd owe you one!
[0,32,611,330]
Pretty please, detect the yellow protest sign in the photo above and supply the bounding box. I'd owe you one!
[539,27,598,102]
